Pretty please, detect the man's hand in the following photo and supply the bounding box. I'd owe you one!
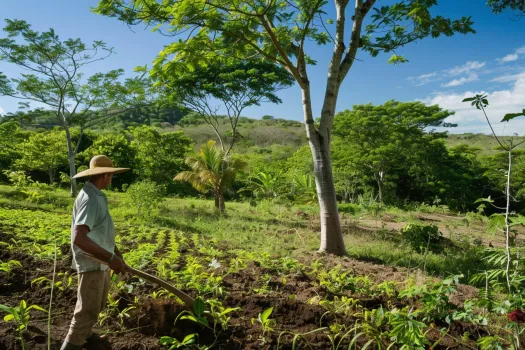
[109,255,128,274]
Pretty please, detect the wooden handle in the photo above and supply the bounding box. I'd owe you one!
[84,253,195,310]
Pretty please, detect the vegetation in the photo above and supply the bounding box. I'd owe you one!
[0,2,524,349]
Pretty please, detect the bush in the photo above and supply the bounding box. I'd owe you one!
[124,180,165,216]
[401,224,444,254]
[338,203,361,215]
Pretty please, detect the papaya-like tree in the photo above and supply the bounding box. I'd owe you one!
[95,0,474,255]
[174,140,246,213]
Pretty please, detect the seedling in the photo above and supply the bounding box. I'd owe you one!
[0,300,46,350]
[0,259,22,280]
[159,334,197,349]
[252,307,275,335]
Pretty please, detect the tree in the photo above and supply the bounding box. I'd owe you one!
[95,0,474,255]
[148,60,293,156]
[174,140,247,213]
[332,101,455,203]
[488,0,525,16]
[0,20,138,195]
[15,129,68,184]
[129,125,193,192]
[0,122,25,177]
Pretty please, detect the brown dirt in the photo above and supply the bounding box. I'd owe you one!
[0,241,481,350]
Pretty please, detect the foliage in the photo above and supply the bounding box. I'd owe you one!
[149,59,294,155]
[0,300,46,350]
[14,129,68,184]
[401,224,444,254]
[487,0,525,15]
[94,0,475,255]
[0,19,141,194]
[175,140,247,212]
[123,180,165,216]
[129,125,193,192]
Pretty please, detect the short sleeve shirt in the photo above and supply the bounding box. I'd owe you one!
[71,182,116,273]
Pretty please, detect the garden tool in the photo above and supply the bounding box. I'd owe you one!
[84,253,195,310]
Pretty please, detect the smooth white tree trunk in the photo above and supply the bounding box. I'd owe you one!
[65,128,78,197]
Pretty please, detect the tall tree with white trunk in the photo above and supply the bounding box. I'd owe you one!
[95,0,475,255]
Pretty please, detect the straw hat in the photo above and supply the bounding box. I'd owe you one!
[72,155,130,179]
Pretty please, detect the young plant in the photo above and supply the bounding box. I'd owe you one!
[0,300,46,350]
[0,259,22,280]
[159,334,197,349]
[252,307,275,335]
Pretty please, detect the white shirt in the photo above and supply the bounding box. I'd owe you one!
[70,182,115,273]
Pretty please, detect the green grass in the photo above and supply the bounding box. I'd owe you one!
[0,183,494,283]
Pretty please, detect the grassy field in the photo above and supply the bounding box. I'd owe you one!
[0,184,520,349]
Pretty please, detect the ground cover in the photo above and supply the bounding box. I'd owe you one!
[0,185,521,349]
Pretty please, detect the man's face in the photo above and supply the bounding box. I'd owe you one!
[103,173,113,189]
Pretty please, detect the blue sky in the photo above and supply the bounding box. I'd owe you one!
[0,0,524,134]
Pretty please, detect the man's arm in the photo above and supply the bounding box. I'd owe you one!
[114,244,124,260]
[73,225,127,273]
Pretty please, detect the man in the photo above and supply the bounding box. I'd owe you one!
[61,155,130,350]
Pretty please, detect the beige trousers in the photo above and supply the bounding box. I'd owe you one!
[64,270,111,346]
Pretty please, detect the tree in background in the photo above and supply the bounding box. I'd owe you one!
[0,122,25,178]
[333,101,455,203]
[175,140,247,213]
[0,20,145,195]
[15,129,68,184]
[147,60,293,156]
[95,0,474,255]
[129,126,193,192]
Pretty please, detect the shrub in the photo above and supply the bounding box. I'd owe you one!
[338,203,361,215]
[124,180,165,216]
[401,224,444,254]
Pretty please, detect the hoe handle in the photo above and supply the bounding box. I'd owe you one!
[84,253,195,310]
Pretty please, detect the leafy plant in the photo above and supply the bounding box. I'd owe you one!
[0,300,46,350]
[124,180,165,216]
[0,259,22,280]
[252,307,275,335]
[401,224,444,254]
[159,334,197,349]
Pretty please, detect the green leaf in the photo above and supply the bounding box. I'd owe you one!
[260,306,273,323]
[462,97,476,102]
[27,305,47,313]
[0,304,14,314]
[182,333,196,344]
[501,109,525,122]
[387,54,409,65]
[4,314,15,322]
[193,296,205,317]
[220,307,241,316]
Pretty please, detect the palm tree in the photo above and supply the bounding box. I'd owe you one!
[174,140,246,213]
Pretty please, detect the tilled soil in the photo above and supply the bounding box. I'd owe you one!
[0,246,480,350]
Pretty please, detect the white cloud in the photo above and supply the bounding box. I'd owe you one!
[445,61,486,76]
[490,72,525,83]
[497,53,519,63]
[408,71,440,86]
[0,105,4,115]
[442,73,479,87]
[409,61,486,86]
[517,45,525,55]
[421,71,525,135]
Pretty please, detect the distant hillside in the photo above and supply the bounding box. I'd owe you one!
[444,133,525,156]
[4,108,520,157]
